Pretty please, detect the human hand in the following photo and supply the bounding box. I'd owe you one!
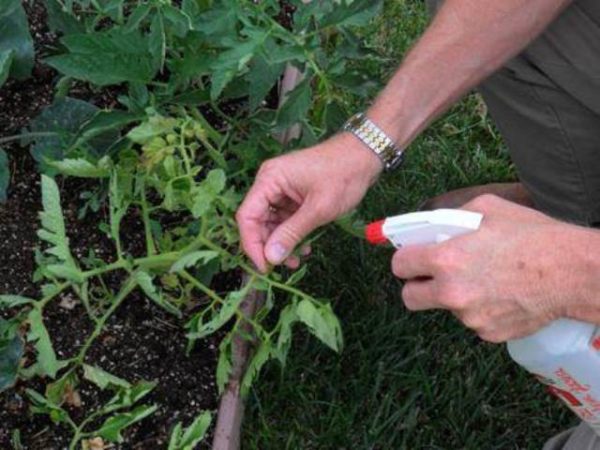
[391,194,600,342]
[237,133,383,273]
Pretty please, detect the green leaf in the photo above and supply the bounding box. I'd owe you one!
[275,78,312,131]
[135,271,181,317]
[241,338,272,395]
[26,388,70,424]
[39,175,69,261]
[320,0,383,27]
[296,299,343,352]
[27,308,59,378]
[285,264,307,286]
[210,34,266,100]
[49,157,112,179]
[83,364,131,390]
[26,97,117,169]
[44,0,85,35]
[274,303,298,366]
[105,380,157,410]
[97,404,158,443]
[191,169,227,218]
[215,336,232,393]
[0,0,34,79]
[45,264,84,283]
[187,289,246,341]
[246,53,284,111]
[169,411,212,450]
[0,148,9,202]
[170,251,219,273]
[149,11,166,73]
[0,323,23,392]
[0,295,34,309]
[45,31,156,85]
[45,371,78,405]
[124,3,152,33]
[0,49,14,87]
[127,114,179,144]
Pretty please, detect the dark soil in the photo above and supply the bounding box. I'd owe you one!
[0,2,225,448]
[0,151,222,450]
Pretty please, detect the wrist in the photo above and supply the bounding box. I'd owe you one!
[557,225,600,323]
[320,132,384,186]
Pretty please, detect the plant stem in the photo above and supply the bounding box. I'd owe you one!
[139,178,157,256]
[73,276,138,365]
[0,132,58,146]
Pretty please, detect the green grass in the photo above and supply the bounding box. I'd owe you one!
[242,1,575,448]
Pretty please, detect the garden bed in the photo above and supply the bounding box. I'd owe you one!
[0,1,381,448]
[0,154,221,449]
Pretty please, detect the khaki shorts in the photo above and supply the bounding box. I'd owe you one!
[426,0,600,448]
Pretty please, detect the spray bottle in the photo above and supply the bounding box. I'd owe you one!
[365,208,600,433]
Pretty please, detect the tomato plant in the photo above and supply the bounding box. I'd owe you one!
[0,0,383,446]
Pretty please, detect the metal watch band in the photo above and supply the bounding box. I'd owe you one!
[342,112,404,171]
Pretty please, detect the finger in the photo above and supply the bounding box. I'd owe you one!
[237,181,286,272]
[401,278,442,311]
[284,255,301,270]
[300,244,312,256]
[264,201,323,265]
[391,245,436,280]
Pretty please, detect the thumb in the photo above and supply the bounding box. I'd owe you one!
[264,203,322,265]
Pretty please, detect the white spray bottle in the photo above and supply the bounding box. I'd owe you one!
[365,209,600,434]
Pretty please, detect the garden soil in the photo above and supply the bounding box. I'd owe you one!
[0,1,224,448]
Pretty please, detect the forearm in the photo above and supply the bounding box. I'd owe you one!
[367,0,573,148]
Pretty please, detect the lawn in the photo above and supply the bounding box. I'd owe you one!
[242,1,575,448]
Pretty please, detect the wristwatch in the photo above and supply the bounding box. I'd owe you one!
[342,112,404,171]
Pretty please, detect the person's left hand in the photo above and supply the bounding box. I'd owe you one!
[391,194,599,343]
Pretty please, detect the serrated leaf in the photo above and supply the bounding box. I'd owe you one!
[215,336,232,393]
[45,0,85,35]
[49,157,112,178]
[97,404,158,443]
[83,364,131,390]
[274,303,298,366]
[26,97,118,169]
[191,169,227,217]
[169,410,212,450]
[0,148,9,202]
[45,31,156,85]
[39,175,72,262]
[0,320,23,392]
[285,264,307,286]
[27,308,58,378]
[187,289,246,341]
[46,264,84,283]
[320,0,383,27]
[46,371,78,406]
[105,380,157,410]
[241,338,272,395]
[0,0,34,79]
[0,295,34,309]
[246,53,284,111]
[296,299,343,352]
[0,49,14,87]
[135,271,181,317]
[26,388,70,424]
[170,251,219,273]
[275,78,311,131]
[210,36,265,100]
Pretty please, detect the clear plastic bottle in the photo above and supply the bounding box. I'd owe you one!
[507,319,600,434]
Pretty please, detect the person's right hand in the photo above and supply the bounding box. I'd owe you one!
[236,132,383,273]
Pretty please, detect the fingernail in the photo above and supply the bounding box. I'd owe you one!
[266,242,288,264]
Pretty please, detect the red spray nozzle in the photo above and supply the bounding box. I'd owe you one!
[365,220,387,245]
